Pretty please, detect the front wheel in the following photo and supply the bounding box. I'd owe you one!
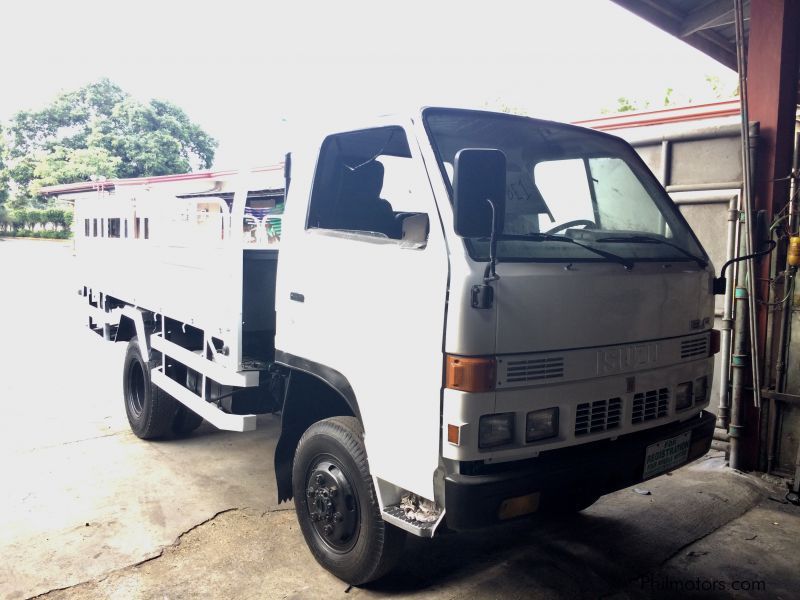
[292,417,406,585]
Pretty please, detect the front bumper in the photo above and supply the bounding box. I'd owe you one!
[444,410,715,531]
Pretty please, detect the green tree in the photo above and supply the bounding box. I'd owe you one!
[87,97,216,178]
[29,146,121,197]
[6,78,217,203]
[663,87,674,107]
[0,123,8,205]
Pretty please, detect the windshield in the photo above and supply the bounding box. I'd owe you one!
[423,108,706,264]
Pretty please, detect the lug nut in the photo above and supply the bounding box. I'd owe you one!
[315,474,324,485]
[329,486,338,497]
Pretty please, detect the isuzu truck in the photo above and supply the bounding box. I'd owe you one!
[75,107,718,584]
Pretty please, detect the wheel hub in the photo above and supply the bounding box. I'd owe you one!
[306,460,358,551]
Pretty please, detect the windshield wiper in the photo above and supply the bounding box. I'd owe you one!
[595,235,707,268]
[487,232,634,270]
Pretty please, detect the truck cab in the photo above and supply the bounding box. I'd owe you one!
[273,107,716,582]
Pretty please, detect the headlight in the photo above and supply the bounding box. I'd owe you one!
[676,381,693,411]
[694,376,708,405]
[526,408,559,442]
[479,413,515,448]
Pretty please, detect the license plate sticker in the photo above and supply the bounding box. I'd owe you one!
[643,431,691,479]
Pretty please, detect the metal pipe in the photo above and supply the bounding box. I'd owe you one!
[671,191,742,205]
[767,124,800,473]
[659,140,671,237]
[713,429,731,443]
[734,0,762,409]
[729,285,750,470]
[789,128,799,234]
[659,140,671,187]
[666,181,745,193]
[717,195,740,429]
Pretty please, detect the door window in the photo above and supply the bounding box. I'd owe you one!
[307,126,427,243]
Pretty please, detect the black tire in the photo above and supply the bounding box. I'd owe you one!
[172,405,204,436]
[292,417,406,585]
[123,337,179,439]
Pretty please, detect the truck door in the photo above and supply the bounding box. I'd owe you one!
[277,124,448,501]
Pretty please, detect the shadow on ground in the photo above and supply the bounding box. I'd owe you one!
[42,456,771,600]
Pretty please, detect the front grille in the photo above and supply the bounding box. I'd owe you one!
[632,388,669,424]
[574,397,622,436]
[504,356,564,384]
[681,336,708,359]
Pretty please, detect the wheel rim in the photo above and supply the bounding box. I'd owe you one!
[304,457,360,553]
[126,360,146,418]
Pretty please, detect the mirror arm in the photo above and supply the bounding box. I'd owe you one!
[485,198,500,283]
[713,239,777,295]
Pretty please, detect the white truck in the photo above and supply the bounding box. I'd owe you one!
[75,107,719,584]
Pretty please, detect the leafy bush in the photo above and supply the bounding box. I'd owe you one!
[0,206,74,236]
[0,228,70,239]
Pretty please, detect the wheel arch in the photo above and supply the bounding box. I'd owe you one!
[115,314,137,343]
[274,352,362,503]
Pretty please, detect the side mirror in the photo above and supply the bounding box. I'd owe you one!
[453,148,507,238]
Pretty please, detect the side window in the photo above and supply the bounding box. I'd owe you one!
[108,218,121,238]
[84,219,90,237]
[307,126,427,242]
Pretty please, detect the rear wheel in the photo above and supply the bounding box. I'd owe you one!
[292,417,406,585]
[172,405,204,435]
[123,337,179,439]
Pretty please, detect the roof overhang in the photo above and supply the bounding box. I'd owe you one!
[610,0,746,72]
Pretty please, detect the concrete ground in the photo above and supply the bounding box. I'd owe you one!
[1,238,799,600]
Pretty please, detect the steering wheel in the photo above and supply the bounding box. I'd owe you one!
[545,219,597,235]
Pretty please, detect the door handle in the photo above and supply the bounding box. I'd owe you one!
[290,292,305,303]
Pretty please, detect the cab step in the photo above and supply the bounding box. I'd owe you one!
[381,505,440,538]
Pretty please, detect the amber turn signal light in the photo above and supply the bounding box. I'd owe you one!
[447,424,461,445]
[445,355,496,393]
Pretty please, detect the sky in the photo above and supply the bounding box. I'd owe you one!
[1,0,738,170]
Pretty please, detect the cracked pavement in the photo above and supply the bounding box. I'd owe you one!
[23,463,782,600]
[3,239,800,600]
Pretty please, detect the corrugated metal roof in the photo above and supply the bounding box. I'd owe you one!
[611,0,750,72]
[39,164,283,196]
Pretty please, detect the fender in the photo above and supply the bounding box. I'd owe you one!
[273,351,361,502]
[117,306,154,362]
[274,350,361,419]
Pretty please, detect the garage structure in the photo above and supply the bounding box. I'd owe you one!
[611,0,800,483]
